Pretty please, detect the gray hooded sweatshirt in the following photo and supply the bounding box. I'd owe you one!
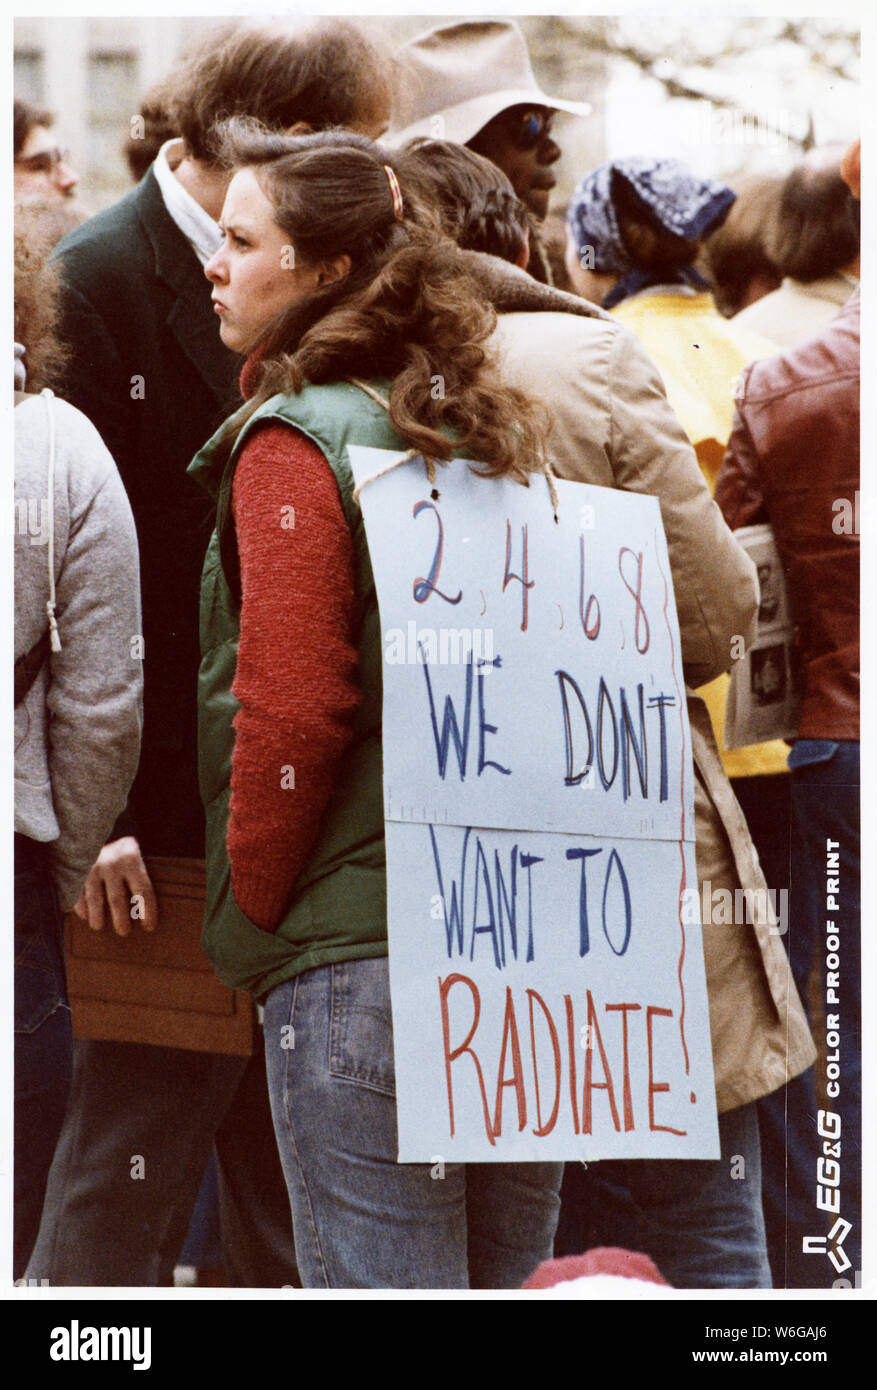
[14,390,143,909]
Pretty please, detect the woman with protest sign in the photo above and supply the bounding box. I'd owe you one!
[190,121,561,1289]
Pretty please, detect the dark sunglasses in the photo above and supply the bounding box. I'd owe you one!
[509,109,554,151]
[15,146,70,174]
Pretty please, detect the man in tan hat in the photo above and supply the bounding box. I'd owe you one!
[389,19,590,220]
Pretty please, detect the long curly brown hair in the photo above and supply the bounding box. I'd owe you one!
[14,201,71,393]
[212,120,548,483]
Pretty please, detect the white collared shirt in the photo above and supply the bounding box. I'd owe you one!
[152,139,222,268]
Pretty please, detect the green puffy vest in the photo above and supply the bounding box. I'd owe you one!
[188,380,406,1000]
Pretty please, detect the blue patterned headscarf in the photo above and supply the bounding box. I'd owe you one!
[566,157,736,308]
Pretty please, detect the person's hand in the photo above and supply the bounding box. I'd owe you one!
[71,836,158,936]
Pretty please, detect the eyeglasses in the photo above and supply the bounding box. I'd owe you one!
[509,109,554,151]
[15,146,71,175]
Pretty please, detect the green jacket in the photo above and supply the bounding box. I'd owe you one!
[188,380,404,1000]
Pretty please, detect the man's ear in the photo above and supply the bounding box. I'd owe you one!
[285,121,313,137]
[316,253,352,289]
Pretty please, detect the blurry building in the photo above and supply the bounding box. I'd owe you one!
[13,18,217,210]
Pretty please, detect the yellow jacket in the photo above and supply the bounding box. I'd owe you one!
[488,305,814,1111]
[611,288,788,779]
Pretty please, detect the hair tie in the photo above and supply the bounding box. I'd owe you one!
[384,164,404,221]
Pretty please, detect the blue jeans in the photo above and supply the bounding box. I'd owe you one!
[28,1036,298,1287]
[14,846,73,1279]
[554,1102,771,1288]
[263,957,563,1289]
[758,739,860,1287]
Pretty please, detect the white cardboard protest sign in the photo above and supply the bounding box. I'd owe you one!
[349,445,719,1162]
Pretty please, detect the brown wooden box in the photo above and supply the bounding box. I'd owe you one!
[65,856,255,1056]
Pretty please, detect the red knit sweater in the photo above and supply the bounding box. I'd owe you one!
[228,392,361,930]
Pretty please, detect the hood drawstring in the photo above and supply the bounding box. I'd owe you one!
[42,389,62,653]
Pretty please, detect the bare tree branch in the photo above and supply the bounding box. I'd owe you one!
[525,15,858,153]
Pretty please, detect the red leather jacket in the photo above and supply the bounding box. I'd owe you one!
[715,289,859,740]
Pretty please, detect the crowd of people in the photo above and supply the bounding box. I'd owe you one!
[13,17,860,1292]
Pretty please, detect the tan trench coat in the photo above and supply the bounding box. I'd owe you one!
[485,300,815,1112]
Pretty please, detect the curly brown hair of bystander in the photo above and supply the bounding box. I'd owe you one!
[13,202,71,393]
